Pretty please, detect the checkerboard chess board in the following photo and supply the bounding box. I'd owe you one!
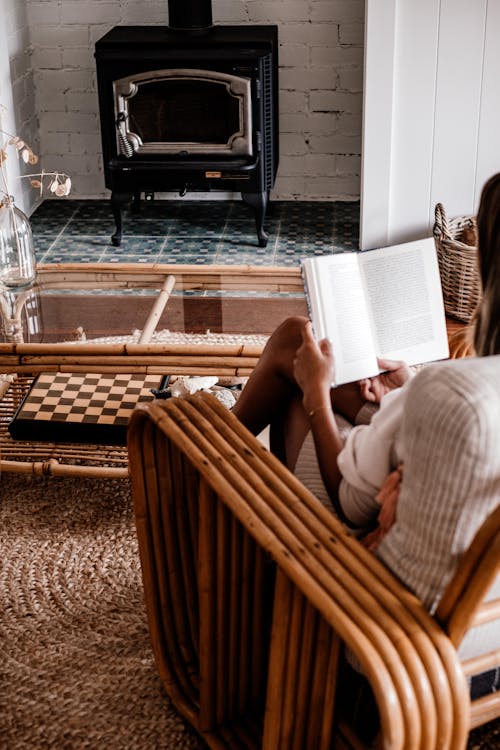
[9,372,166,445]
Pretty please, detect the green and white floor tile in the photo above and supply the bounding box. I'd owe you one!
[30,199,360,267]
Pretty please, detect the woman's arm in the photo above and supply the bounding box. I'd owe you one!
[292,322,345,505]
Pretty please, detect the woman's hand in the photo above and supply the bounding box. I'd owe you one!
[362,464,403,551]
[358,358,413,404]
[292,321,335,411]
[292,322,345,509]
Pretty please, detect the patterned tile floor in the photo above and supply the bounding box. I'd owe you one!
[30,198,360,266]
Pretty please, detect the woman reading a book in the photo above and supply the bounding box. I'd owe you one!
[232,318,410,535]
[232,171,500,539]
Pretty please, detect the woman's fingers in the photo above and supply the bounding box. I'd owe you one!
[300,319,317,344]
[359,378,378,402]
[319,337,333,357]
[376,357,406,372]
[294,320,335,388]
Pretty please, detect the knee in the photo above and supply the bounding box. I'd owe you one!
[250,316,310,386]
[266,316,309,356]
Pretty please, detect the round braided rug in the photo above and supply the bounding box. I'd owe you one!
[0,473,206,750]
[1,473,499,748]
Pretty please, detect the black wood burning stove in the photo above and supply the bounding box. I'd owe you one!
[94,0,279,247]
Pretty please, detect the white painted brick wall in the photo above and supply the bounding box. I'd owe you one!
[2,0,38,212]
[10,0,365,203]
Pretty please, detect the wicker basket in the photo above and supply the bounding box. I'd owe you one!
[433,202,481,323]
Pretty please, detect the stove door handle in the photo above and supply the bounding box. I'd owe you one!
[116,112,134,158]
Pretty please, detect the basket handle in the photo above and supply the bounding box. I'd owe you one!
[434,202,451,240]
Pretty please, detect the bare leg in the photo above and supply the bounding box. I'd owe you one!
[234,316,367,427]
[232,316,309,436]
[333,382,368,424]
[233,316,368,470]
[279,388,365,471]
[281,394,311,470]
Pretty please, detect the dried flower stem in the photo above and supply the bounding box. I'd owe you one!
[0,122,71,200]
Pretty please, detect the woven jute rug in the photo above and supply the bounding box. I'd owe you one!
[0,473,206,750]
[0,472,498,749]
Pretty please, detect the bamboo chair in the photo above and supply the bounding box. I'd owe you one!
[127,363,500,749]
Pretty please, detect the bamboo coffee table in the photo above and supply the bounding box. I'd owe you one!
[0,263,307,478]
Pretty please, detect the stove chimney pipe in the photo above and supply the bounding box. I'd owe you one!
[168,0,212,29]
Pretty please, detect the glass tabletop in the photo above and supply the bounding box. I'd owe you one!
[0,264,306,476]
[0,263,306,345]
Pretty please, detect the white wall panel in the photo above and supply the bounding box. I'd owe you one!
[389,0,439,244]
[360,0,397,249]
[362,0,499,249]
[429,0,488,219]
[475,0,500,207]
[0,4,23,209]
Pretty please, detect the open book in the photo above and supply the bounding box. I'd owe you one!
[301,237,449,386]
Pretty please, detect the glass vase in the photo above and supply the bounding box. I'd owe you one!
[0,196,37,291]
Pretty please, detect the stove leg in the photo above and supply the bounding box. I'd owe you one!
[110,191,133,246]
[242,191,269,247]
[131,191,141,214]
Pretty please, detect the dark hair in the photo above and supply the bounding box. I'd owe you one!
[473,172,500,356]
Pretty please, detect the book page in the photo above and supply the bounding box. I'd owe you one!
[359,237,449,366]
[301,254,379,385]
